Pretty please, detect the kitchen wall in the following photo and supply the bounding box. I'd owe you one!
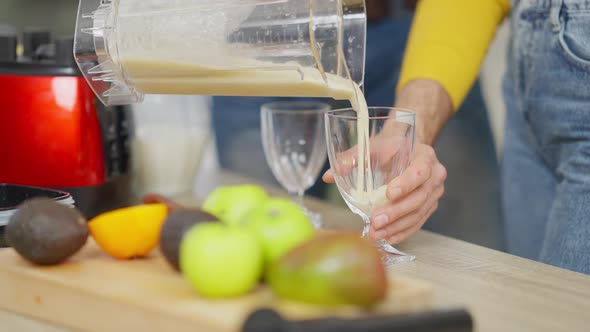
[1,0,78,36]
[481,21,510,158]
[0,0,414,36]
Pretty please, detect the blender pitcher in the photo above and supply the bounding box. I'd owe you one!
[73,0,366,106]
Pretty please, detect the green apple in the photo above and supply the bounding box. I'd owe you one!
[244,198,315,264]
[201,185,269,226]
[179,222,263,298]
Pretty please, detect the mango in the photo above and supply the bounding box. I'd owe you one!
[266,233,387,307]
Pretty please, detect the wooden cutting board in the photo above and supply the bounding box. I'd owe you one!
[0,239,432,332]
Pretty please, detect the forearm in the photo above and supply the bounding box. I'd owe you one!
[397,0,510,110]
[395,79,453,145]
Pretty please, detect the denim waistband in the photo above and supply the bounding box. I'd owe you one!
[515,0,590,31]
[517,0,590,11]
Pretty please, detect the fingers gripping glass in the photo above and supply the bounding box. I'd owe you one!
[325,107,416,265]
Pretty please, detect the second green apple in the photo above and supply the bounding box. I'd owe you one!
[245,198,315,264]
[201,185,268,226]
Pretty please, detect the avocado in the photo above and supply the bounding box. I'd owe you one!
[142,193,186,212]
[159,209,219,271]
[5,198,88,265]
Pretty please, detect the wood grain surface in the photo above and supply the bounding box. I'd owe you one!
[0,239,432,332]
[187,171,590,331]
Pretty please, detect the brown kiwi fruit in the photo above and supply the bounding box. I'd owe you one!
[159,208,219,270]
[5,198,88,265]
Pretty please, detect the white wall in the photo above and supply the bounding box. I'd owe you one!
[0,0,78,36]
[192,100,221,201]
[480,21,510,159]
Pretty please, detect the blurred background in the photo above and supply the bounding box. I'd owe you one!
[1,0,509,251]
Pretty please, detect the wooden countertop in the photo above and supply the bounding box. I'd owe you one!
[1,170,589,331]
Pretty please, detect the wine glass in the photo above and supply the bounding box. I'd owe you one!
[325,107,416,265]
[261,101,330,228]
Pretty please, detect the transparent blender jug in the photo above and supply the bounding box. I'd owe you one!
[74,0,366,106]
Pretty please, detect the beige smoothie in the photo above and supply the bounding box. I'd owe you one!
[121,56,387,215]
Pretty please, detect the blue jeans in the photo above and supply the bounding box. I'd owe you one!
[502,0,590,274]
[211,17,414,193]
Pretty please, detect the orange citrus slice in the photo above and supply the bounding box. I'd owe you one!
[88,204,167,259]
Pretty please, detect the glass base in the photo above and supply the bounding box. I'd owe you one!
[379,250,416,266]
[306,210,323,229]
[359,218,415,266]
[290,193,322,229]
[375,239,416,266]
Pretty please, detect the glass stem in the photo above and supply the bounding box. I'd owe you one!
[296,189,305,207]
[361,215,371,238]
[290,190,306,211]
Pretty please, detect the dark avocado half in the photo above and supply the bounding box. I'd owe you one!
[159,209,219,271]
[5,198,88,265]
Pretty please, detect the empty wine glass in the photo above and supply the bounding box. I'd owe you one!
[325,107,416,265]
[261,101,330,228]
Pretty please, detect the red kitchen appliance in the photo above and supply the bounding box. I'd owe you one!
[0,27,135,218]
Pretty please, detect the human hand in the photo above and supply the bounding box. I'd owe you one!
[324,79,452,245]
[367,143,446,244]
[323,140,446,244]
[365,79,453,244]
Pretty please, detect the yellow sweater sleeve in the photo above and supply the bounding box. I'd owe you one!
[397,0,510,110]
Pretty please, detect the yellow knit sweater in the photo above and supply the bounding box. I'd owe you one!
[397,0,511,109]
